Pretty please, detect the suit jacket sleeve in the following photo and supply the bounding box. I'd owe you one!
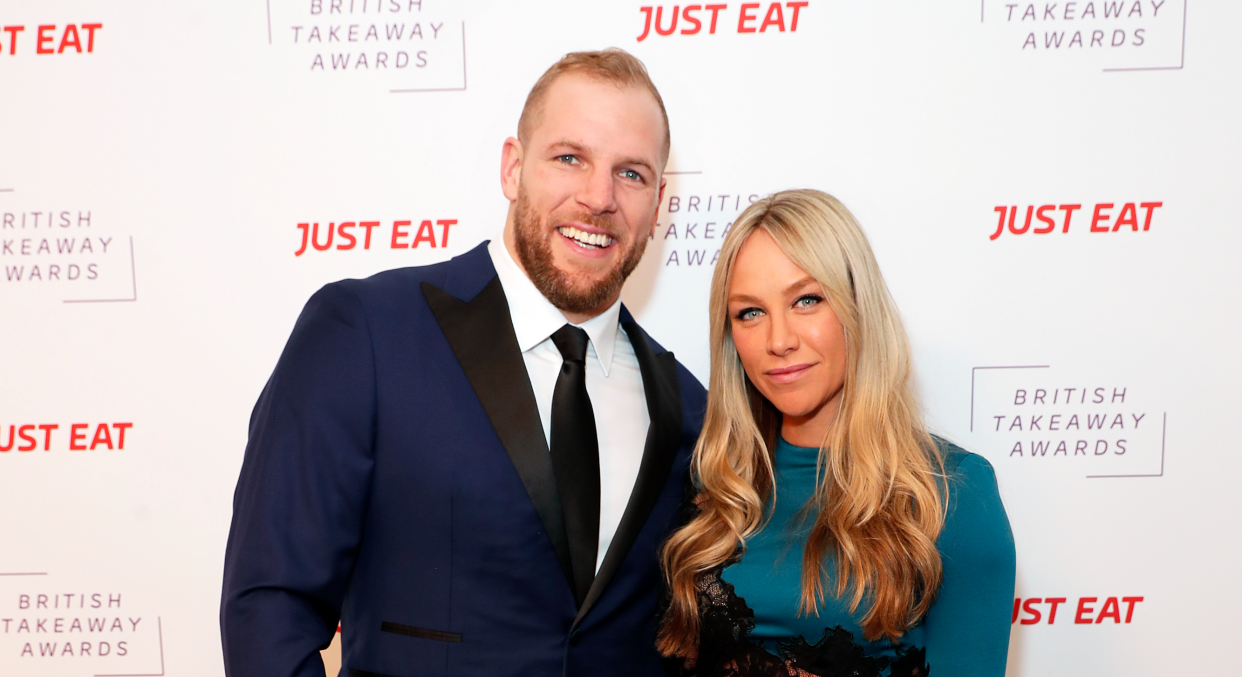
[221,282,377,677]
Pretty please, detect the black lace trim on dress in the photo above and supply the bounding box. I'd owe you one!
[669,562,929,677]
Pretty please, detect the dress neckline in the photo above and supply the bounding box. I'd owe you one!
[774,437,821,472]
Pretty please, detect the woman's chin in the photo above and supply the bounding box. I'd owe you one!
[772,402,820,422]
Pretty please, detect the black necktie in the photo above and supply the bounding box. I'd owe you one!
[549,324,601,607]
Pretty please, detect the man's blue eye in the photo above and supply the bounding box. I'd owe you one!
[622,169,641,180]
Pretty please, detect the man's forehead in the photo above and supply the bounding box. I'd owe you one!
[543,70,630,97]
[529,73,665,161]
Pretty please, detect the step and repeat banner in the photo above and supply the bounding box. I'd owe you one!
[2,1,1239,675]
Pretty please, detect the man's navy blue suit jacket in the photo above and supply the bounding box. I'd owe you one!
[221,242,706,677]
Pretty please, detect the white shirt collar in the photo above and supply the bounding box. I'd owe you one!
[488,238,622,376]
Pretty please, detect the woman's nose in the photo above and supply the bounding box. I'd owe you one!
[767,312,798,356]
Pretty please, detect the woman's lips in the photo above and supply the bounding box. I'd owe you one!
[765,363,814,384]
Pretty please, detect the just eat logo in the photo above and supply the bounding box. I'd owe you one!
[1,24,103,55]
[1,423,133,452]
[990,202,1163,240]
[637,3,809,41]
[294,219,457,256]
[1013,596,1144,625]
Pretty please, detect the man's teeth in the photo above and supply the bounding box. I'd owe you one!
[558,226,614,249]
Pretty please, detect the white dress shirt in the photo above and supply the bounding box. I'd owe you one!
[488,238,650,573]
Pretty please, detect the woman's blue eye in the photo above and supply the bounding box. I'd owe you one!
[735,308,762,321]
[795,295,823,308]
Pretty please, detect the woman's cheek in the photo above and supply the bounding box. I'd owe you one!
[733,329,762,372]
[735,335,770,396]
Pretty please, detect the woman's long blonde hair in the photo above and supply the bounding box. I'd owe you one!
[658,189,948,655]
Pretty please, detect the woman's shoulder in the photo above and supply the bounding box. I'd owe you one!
[930,435,998,485]
[929,436,1015,556]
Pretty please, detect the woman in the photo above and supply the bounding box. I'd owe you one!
[659,190,1015,677]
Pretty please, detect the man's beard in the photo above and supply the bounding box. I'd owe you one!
[512,188,649,316]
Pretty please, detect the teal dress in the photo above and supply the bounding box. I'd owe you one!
[715,438,1015,677]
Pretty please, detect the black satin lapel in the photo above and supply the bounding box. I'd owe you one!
[422,278,574,586]
[575,321,683,624]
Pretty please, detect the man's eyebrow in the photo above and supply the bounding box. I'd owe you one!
[546,140,657,176]
[617,156,657,175]
[547,139,591,155]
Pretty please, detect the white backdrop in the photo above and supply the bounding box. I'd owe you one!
[2,1,1240,675]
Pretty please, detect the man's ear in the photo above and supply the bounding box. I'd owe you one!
[500,137,523,201]
[650,176,668,238]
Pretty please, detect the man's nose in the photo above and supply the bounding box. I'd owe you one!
[577,166,618,215]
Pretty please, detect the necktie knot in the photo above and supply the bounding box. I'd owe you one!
[551,325,590,365]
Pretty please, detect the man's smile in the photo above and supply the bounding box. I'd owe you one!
[557,225,616,250]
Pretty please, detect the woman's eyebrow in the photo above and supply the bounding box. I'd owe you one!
[783,276,819,295]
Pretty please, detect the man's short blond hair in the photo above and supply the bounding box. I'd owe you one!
[518,48,671,167]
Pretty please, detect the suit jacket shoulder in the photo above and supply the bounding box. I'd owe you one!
[331,240,496,311]
[617,305,707,407]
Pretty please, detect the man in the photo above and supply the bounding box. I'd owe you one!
[221,49,705,677]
